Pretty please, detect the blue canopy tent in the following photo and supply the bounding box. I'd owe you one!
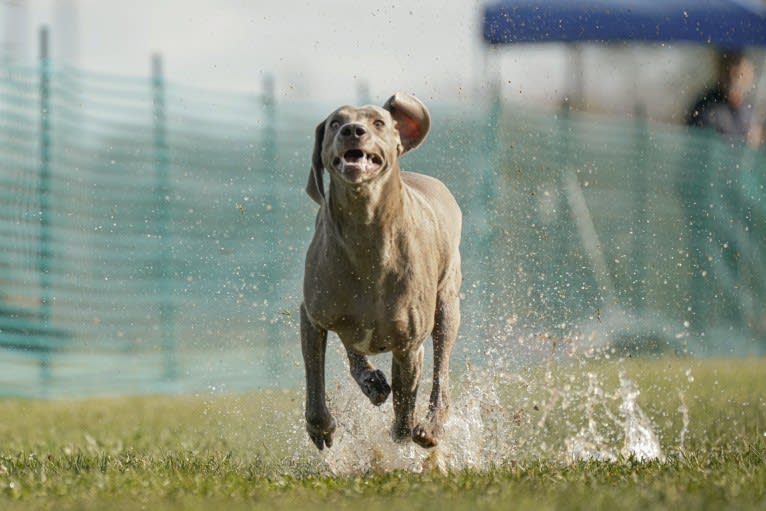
[482,0,766,47]
[480,0,766,110]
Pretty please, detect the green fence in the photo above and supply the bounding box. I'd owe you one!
[0,62,764,397]
[479,104,766,356]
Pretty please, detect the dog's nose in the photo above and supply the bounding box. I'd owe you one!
[340,123,367,139]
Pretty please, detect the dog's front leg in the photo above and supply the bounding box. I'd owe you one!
[300,304,335,450]
[347,351,392,406]
[413,294,460,448]
[391,345,424,442]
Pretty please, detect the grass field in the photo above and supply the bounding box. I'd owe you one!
[0,357,764,510]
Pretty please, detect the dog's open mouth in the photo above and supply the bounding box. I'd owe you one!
[333,149,383,179]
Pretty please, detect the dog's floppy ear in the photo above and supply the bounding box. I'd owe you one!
[306,120,326,204]
[383,93,431,154]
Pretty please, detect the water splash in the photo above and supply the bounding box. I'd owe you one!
[676,368,694,453]
[561,370,665,462]
[616,372,664,462]
[565,372,620,462]
[319,359,515,474]
[311,341,679,474]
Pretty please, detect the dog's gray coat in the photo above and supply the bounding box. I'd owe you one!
[301,93,462,449]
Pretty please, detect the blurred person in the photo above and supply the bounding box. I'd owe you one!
[680,50,763,337]
[685,50,763,146]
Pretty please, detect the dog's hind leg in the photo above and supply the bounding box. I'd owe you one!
[413,293,460,448]
[346,350,391,406]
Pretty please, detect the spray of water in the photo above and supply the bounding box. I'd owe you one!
[676,368,694,454]
[320,363,513,474]
[302,335,683,475]
[616,372,665,462]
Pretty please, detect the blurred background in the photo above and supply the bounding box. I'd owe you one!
[5,0,760,118]
[1,0,765,396]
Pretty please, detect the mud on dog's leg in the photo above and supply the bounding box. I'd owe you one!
[346,350,391,406]
[391,345,424,442]
[300,304,335,450]
[414,295,460,448]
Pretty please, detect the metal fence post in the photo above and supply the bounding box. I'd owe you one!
[38,26,53,389]
[152,54,177,383]
[260,74,283,376]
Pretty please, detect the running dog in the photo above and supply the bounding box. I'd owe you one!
[301,93,462,450]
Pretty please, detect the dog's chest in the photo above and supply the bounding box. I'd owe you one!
[304,196,444,354]
[308,266,437,355]
[333,302,434,355]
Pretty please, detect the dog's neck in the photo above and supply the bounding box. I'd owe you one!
[325,164,406,266]
[327,164,404,228]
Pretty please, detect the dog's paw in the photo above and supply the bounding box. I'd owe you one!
[306,414,336,450]
[360,369,391,406]
[412,423,439,449]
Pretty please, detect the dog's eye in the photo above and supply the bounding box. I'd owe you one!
[373,120,385,129]
[329,120,340,129]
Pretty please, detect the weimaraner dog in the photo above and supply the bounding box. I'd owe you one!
[301,93,462,450]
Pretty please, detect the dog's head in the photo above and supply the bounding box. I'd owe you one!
[306,93,430,204]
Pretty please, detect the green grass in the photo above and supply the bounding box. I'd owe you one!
[0,358,764,510]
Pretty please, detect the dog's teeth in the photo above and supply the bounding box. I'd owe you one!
[338,150,382,175]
